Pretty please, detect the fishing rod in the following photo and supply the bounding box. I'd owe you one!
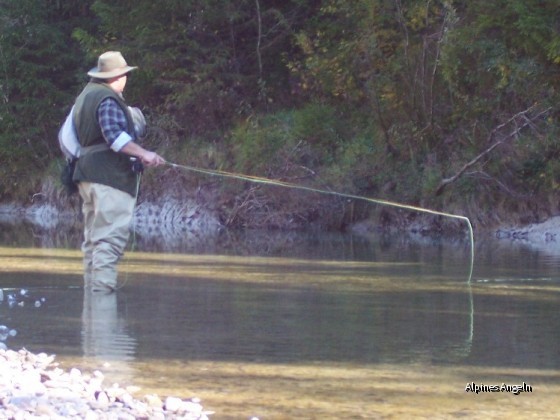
[165,160,475,281]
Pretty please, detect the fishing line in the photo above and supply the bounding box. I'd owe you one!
[165,161,475,281]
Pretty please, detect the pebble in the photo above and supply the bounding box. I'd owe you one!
[0,348,214,419]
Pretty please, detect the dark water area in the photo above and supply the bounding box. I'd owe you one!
[1,220,560,418]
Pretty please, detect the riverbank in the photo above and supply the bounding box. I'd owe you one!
[496,216,560,242]
[0,195,222,237]
[4,195,560,247]
[0,348,213,419]
[0,198,473,240]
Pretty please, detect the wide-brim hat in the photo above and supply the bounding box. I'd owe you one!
[87,51,137,79]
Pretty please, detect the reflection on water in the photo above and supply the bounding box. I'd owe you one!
[1,222,560,418]
[81,291,137,384]
[82,292,136,360]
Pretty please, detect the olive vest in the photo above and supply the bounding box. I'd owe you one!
[72,82,138,197]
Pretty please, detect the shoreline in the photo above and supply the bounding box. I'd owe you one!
[0,347,213,419]
[0,198,222,235]
[5,199,560,239]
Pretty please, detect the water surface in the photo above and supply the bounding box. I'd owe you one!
[1,222,559,418]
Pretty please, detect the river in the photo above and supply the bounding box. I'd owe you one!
[0,220,559,419]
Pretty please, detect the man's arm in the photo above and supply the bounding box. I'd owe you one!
[98,98,165,167]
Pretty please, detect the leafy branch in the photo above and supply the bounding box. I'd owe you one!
[435,105,552,196]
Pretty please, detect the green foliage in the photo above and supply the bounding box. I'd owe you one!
[0,0,94,199]
[1,0,560,228]
[292,103,348,163]
[288,1,460,160]
[440,0,559,114]
[231,103,359,178]
[82,0,315,136]
[230,111,297,175]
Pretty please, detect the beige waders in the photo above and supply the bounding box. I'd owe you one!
[79,182,136,292]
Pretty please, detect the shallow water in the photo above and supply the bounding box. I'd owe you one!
[1,223,560,418]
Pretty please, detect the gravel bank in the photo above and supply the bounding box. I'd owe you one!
[0,348,213,419]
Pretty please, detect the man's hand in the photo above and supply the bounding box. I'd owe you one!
[119,140,166,168]
[141,150,166,167]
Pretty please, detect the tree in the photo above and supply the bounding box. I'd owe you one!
[77,0,316,138]
[0,0,95,199]
[288,1,456,155]
[436,0,560,203]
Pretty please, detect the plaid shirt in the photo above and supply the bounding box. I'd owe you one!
[98,97,132,152]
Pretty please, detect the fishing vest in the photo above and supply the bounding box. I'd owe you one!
[72,82,138,197]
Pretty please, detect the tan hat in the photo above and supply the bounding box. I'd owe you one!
[87,51,137,79]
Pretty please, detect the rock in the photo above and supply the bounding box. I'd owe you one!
[70,367,82,378]
[9,396,38,411]
[35,402,57,417]
[144,394,163,408]
[96,390,110,407]
[182,400,204,415]
[165,396,183,412]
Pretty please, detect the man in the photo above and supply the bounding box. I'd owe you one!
[72,51,165,293]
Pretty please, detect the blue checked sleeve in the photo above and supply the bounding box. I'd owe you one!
[97,98,133,152]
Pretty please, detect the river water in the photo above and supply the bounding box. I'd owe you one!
[1,221,559,419]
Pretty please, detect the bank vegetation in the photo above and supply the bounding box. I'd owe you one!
[1,0,559,234]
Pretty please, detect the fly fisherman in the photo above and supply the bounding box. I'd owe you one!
[72,51,165,293]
